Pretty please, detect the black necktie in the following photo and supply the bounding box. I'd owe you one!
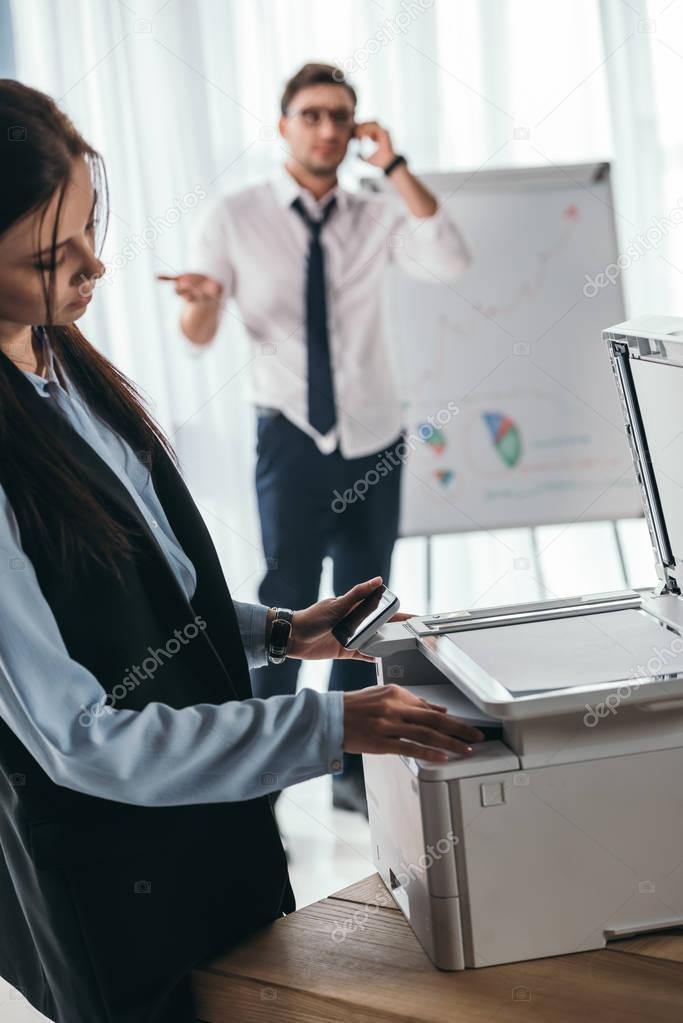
[291,195,337,435]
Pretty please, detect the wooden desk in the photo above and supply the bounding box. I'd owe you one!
[193,873,683,1022]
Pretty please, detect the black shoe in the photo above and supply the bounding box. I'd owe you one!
[332,772,369,818]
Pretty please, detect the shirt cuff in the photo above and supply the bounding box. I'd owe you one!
[404,204,445,239]
[234,600,270,670]
[325,690,345,775]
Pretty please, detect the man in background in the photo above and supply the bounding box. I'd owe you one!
[167,62,469,815]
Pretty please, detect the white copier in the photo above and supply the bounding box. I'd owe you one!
[360,316,683,970]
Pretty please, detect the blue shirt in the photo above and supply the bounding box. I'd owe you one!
[0,329,344,806]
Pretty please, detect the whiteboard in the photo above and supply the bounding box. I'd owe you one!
[368,164,642,537]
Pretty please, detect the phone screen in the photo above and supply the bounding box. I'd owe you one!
[333,585,397,647]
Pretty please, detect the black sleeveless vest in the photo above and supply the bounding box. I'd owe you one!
[0,352,294,1023]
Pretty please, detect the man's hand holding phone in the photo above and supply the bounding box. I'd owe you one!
[352,120,397,168]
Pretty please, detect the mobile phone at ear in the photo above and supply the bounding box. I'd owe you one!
[332,585,400,650]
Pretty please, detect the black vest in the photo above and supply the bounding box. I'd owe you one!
[0,352,294,1023]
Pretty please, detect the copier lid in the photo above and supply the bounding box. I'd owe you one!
[605,315,683,594]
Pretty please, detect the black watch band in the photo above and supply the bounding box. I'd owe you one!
[267,607,294,665]
[383,154,407,176]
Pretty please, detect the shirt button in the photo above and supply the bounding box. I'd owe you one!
[150,519,158,529]
[330,759,342,772]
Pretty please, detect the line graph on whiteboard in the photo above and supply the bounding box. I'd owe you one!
[410,200,581,399]
[378,165,641,537]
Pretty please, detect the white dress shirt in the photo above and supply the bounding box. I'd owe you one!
[188,163,469,457]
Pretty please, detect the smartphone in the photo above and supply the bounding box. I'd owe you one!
[332,584,400,650]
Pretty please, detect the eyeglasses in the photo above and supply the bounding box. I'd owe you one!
[287,106,354,128]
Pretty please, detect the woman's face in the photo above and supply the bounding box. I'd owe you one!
[0,155,105,329]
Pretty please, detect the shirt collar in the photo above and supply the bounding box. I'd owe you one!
[271,163,349,216]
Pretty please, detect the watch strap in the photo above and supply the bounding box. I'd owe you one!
[383,153,407,176]
[267,607,294,665]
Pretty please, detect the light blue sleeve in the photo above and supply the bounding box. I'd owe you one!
[232,601,269,670]
[0,484,345,807]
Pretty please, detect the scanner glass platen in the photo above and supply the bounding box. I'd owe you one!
[444,607,683,692]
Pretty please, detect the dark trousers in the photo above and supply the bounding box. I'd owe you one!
[251,413,403,774]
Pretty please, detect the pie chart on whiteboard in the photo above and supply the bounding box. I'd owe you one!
[482,413,523,469]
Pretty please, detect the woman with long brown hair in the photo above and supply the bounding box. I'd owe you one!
[0,80,483,1023]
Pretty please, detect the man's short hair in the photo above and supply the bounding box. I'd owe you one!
[280,63,357,115]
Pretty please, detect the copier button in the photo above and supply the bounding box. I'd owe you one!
[480,781,506,807]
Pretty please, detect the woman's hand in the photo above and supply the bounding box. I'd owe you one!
[284,578,484,761]
[344,684,485,762]
[286,576,398,663]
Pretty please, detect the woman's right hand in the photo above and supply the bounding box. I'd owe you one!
[157,272,223,304]
[343,684,485,763]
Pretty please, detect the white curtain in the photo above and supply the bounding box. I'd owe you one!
[599,0,670,315]
[8,0,680,605]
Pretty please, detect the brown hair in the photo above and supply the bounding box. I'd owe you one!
[0,79,178,578]
[280,62,357,115]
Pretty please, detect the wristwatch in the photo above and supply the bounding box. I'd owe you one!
[267,607,294,665]
[383,154,407,176]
